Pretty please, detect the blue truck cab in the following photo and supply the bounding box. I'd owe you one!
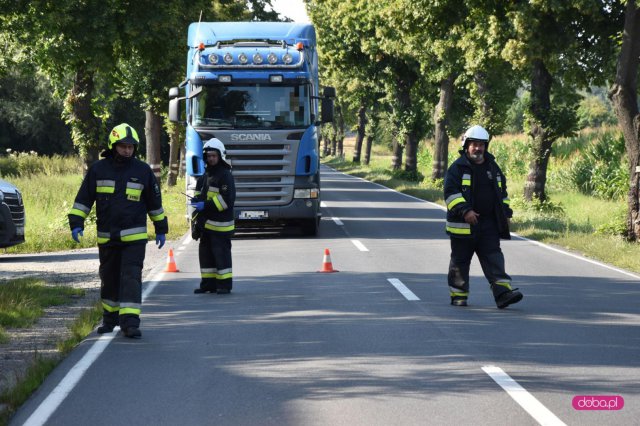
[169,22,334,235]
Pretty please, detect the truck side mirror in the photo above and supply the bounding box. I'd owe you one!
[320,86,336,123]
[321,98,334,123]
[169,87,179,99]
[169,99,181,123]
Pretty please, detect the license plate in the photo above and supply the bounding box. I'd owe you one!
[239,210,268,219]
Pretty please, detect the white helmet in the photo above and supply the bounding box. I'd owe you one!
[461,125,490,149]
[203,138,231,168]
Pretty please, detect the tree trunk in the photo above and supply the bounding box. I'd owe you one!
[392,137,403,170]
[352,103,367,163]
[167,123,182,187]
[322,130,331,156]
[364,110,377,166]
[609,0,640,241]
[473,71,492,126]
[395,68,419,173]
[65,66,101,174]
[336,104,345,157]
[432,75,455,180]
[523,59,554,202]
[179,142,186,178]
[145,110,163,181]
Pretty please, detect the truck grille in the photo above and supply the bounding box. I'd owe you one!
[3,192,25,226]
[221,135,300,207]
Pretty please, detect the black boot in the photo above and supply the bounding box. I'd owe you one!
[123,326,142,338]
[450,297,467,307]
[496,289,523,309]
[97,324,115,334]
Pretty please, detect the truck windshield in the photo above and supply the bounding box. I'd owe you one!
[193,84,311,129]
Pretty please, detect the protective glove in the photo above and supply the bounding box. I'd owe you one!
[71,227,83,243]
[156,234,166,249]
[191,201,205,212]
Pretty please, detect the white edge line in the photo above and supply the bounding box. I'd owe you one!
[323,165,640,280]
[387,278,420,301]
[332,217,344,226]
[23,267,168,426]
[510,233,640,280]
[482,366,567,426]
[351,239,369,252]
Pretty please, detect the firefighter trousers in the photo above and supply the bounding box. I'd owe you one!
[448,216,512,300]
[98,243,146,330]
[198,232,232,292]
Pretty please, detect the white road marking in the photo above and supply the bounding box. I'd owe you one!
[22,270,167,426]
[482,366,567,426]
[332,217,344,226]
[387,278,420,301]
[351,240,369,252]
[320,201,327,208]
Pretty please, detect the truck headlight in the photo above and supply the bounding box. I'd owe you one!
[294,188,319,199]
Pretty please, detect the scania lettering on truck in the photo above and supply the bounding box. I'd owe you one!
[169,21,334,236]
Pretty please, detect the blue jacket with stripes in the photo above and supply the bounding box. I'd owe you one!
[444,151,512,239]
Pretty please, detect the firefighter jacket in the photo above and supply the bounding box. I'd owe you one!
[194,163,236,235]
[444,151,512,239]
[68,156,168,246]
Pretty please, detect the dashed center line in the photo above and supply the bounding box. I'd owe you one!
[387,278,420,301]
[351,240,369,252]
[482,366,567,426]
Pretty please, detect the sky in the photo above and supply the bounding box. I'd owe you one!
[269,0,310,23]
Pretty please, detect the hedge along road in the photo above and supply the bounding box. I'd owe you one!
[10,165,640,426]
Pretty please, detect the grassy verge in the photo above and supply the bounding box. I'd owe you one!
[324,139,640,275]
[0,279,102,424]
[0,278,85,342]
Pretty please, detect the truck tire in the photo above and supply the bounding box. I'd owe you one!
[301,217,319,236]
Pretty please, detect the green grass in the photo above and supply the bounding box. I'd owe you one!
[0,277,85,342]
[0,355,59,425]
[0,282,102,424]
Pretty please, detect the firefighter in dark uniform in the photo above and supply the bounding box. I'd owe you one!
[444,125,523,309]
[68,123,168,338]
[191,138,236,294]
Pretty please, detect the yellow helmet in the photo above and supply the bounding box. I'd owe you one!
[108,123,139,149]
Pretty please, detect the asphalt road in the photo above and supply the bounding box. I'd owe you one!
[10,165,640,426]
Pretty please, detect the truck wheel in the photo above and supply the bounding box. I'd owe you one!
[301,217,319,236]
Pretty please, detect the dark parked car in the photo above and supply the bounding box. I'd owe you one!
[0,178,25,248]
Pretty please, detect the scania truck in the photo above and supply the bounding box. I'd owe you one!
[169,21,334,235]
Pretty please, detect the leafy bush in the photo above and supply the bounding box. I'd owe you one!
[489,137,530,179]
[392,168,424,182]
[577,94,616,128]
[568,131,628,200]
[0,151,82,178]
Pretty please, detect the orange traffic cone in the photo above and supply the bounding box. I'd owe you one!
[318,248,338,273]
[164,248,179,272]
